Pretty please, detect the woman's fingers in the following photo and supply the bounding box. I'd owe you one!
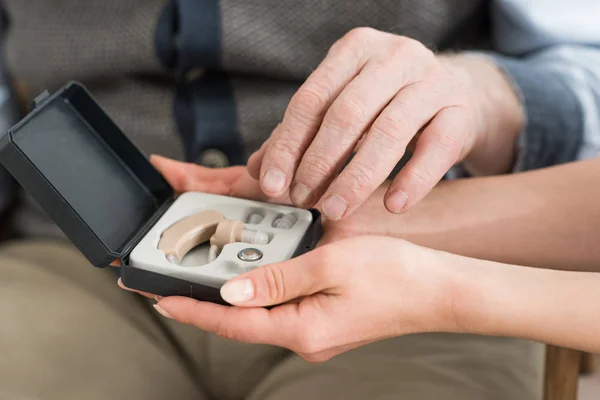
[153,296,307,349]
[117,278,157,300]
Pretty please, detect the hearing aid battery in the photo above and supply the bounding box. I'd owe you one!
[238,248,263,262]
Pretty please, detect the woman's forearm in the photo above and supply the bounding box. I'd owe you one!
[393,157,600,271]
[448,253,600,353]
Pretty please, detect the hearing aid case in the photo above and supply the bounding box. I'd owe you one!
[0,82,322,304]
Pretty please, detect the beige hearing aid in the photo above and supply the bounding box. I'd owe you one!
[208,220,269,261]
[158,210,225,264]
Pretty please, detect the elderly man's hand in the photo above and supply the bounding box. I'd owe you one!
[151,236,461,362]
[247,27,523,220]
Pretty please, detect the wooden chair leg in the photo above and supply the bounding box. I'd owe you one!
[580,352,597,375]
[544,345,581,400]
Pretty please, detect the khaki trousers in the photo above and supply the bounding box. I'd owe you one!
[0,240,544,400]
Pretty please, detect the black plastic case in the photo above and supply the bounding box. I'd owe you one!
[0,82,322,304]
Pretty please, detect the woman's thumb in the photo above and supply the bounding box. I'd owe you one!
[220,251,328,307]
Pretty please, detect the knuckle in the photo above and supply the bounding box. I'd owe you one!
[399,36,433,58]
[214,325,240,342]
[433,131,462,160]
[370,115,410,148]
[376,37,434,75]
[300,152,336,182]
[333,27,378,60]
[213,309,239,341]
[263,266,287,304]
[289,82,331,123]
[179,301,200,326]
[381,37,410,61]
[408,165,435,186]
[325,96,367,131]
[345,26,378,42]
[270,138,300,161]
[343,160,376,193]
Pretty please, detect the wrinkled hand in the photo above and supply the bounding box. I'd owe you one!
[152,236,459,362]
[147,155,398,245]
[247,27,483,219]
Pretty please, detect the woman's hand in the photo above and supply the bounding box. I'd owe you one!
[247,28,522,219]
[152,236,461,361]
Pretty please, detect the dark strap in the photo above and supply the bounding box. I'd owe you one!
[155,0,244,165]
[173,71,244,165]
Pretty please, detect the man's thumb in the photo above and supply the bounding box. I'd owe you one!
[220,252,327,307]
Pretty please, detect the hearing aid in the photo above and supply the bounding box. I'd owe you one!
[273,213,298,229]
[159,209,270,264]
[158,210,225,264]
[210,219,268,247]
[207,219,269,261]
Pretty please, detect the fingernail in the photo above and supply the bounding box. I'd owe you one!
[154,295,163,301]
[153,304,174,319]
[386,190,408,213]
[220,279,254,304]
[262,168,286,193]
[290,183,314,207]
[323,195,348,220]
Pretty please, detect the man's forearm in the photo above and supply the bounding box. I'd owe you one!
[387,157,600,271]
[448,252,600,353]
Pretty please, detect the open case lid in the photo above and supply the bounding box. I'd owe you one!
[0,82,175,267]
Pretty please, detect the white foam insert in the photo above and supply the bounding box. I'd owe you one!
[129,192,313,288]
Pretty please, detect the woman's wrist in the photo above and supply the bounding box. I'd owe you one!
[444,253,600,353]
[443,255,522,336]
[426,249,540,338]
[395,244,484,336]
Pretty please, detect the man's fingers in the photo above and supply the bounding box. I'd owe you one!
[258,32,372,198]
[154,296,303,347]
[219,247,338,307]
[288,53,413,209]
[320,82,445,220]
[385,106,468,212]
